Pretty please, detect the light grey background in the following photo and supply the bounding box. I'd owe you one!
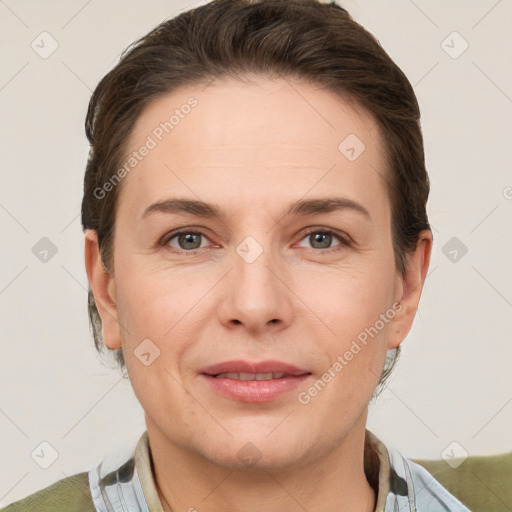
[1,0,511,506]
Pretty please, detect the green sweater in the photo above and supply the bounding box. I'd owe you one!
[2,437,510,511]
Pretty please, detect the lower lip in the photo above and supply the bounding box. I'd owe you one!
[200,374,311,403]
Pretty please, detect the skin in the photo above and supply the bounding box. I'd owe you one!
[85,76,432,512]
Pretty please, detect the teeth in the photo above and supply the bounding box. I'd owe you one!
[221,373,241,380]
[215,372,287,380]
[255,373,273,380]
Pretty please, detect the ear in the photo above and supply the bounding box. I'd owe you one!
[388,229,433,349]
[84,229,122,350]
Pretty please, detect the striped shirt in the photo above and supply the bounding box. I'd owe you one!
[88,429,472,511]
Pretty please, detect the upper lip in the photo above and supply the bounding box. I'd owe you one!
[200,360,310,376]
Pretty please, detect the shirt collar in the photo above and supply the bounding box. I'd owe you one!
[90,428,470,512]
[134,430,164,511]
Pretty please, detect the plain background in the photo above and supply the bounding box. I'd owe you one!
[1,0,511,506]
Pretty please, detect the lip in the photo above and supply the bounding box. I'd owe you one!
[199,360,311,403]
[200,359,309,376]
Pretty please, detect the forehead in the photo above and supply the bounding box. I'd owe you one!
[118,76,390,221]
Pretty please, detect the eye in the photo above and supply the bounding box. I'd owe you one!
[163,230,212,252]
[297,229,350,252]
[161,227,350,254]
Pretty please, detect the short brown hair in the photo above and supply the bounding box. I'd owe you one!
[82,0,431,394]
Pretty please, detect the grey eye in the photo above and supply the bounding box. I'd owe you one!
[308,232,333,249]
[167,232,207,251]
[298,230,345,250]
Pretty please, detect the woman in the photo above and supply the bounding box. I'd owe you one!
[2,0,472,510]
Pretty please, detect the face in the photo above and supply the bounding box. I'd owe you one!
[86,76,430,471]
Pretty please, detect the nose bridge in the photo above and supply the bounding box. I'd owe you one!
[221,231,291,330]
[234,232,280,299]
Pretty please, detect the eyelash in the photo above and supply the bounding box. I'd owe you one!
[160,228,351,255]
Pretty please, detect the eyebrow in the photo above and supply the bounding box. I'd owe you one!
[141,197,371,221]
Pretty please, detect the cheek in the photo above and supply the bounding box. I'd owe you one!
[113,258,215,373]
[301,288,393,417]
[305,261,395,329]
[115,257,185,331]
[300,263,396,381]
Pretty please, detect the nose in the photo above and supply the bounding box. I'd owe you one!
[217,237,294,336]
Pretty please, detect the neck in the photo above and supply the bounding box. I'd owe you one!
[149,416,376,512]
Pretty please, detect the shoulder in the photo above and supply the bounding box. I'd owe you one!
[0,472,95,512]
[413,451,512,512]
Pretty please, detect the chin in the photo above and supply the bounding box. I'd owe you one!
[198,430,313,474]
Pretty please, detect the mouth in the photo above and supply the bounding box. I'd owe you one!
[200,359,310,376]
[212,372,298,380]
[199,360,312,403]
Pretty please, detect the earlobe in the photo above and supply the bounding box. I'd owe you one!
[84,230,122,350]
[387,230,433,350]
